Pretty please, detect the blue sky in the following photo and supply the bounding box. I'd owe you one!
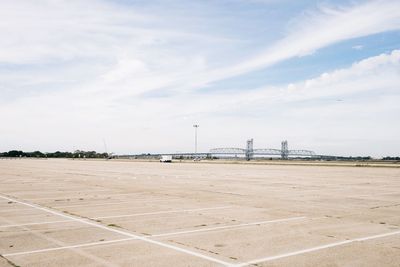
[0,0,399,157]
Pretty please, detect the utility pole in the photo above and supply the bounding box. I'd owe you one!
[103,139,108,155]
[193,124,199,155]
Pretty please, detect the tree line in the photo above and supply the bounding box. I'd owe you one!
[0,150,109,158]
[382,156,400,160]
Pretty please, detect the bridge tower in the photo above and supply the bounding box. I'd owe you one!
[281,140,289,159]
[246,139,254,161]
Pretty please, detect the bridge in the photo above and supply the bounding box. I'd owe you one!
[209,139,316,160]
[122,139,317,160]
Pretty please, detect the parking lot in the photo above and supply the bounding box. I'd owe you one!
[0,159,399,266]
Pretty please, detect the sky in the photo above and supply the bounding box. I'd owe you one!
[0,0,399,157]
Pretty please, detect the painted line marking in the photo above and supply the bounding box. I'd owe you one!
[0,195,232,266]
[152,217,306,237]
[24,192,112,200]
[232,230,400,267]
[52,201,136,209]
[94,206,232,219]
[25,192,145,201]
[0,220,72,228]
[3,238,136,257]
[1,216,305,258]
[52,198,182,209]
[0,206,231,228]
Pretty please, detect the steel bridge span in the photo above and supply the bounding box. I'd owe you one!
[209,139,316,160]
[124,139,317,161]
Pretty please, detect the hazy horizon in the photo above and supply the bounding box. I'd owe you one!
[1,0,399,157]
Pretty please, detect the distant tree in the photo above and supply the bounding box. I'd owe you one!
[0,150,108,159]
[383,156,400,160]
[30,151,45,157]
[6,150,26,157]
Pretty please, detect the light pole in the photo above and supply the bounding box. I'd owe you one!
[193,124,199,155]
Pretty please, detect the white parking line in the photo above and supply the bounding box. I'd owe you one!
[52,201,133,209]
[3,238,136,257]
[24,192,111,200]
[0,194,233,266]
[94,206,232,219]
[233,230,400,267]
[27,196,85,201]
[0,220,71,228]
[1,216,305,258]
[152,217,306,237]
[52,197,182,209]
[0,206,231,228]
[25,192,145,201]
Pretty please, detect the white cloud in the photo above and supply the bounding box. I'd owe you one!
[80,0,400,97]
[2,0,399,100]
[0,0,232,99]
[1,49,399,156]
[90,1,400,100]
[193,0,400,88]
[0,0,400,157]
[155,50,400,118]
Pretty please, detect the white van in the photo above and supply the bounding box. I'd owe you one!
[160,155,172,163]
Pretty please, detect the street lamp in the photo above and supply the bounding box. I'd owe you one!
[193,124,199,155]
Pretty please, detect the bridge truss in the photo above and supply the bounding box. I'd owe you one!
[209,139,316,160]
